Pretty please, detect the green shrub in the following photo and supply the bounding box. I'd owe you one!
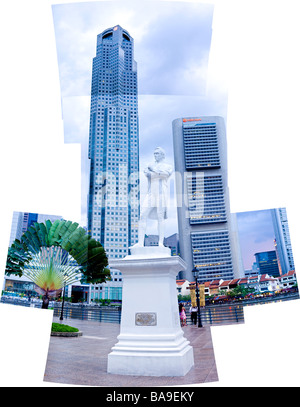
[51,322,79,333]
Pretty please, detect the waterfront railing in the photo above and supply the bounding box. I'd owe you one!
[53,303,122,324]
[1,292,298,327]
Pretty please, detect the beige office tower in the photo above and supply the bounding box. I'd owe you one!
[172,116,243,282]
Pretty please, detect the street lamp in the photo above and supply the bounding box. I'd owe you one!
[60,285,66,321]
[192,267,203,328]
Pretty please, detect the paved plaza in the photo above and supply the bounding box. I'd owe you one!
[44,317,218,387]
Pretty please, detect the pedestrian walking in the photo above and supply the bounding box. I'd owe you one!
[189,305,198,325]
[179,303,187,327]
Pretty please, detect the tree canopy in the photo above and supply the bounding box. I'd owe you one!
[6,219,110,287]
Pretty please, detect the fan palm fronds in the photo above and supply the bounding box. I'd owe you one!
[23,246,81,296]
[5,219,110,308]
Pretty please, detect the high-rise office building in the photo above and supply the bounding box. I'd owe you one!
[144,233,180,256]
[271,207,295,275]
[255,250,280,277]
[172,116,243,282]
[87,25,139,259]
[9,211,62,246]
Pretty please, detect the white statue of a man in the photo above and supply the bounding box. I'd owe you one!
[135,147,173,247]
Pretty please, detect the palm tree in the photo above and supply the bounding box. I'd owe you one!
[5,219,109,309]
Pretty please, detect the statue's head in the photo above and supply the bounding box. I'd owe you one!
[154,147,165,161]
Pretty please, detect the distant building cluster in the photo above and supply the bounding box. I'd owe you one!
[244,208,295,279]
[176,269,297,299]
[8,211,62,247]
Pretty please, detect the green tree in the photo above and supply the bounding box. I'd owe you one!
[5,219,110,309]
[227,285,254,298]
[178,294,191,302]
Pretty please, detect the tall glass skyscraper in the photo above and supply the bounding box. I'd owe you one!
[9,211,62,246]
[172,116,243,282]
[87,25,139,259]
[271,207,295,275]
[255,251,280,277]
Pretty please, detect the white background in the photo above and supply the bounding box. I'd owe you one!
[0,0,299,387]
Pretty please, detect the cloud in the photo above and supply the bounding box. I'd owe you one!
[52,1,214,97]
[236,209,276,269]
[61,96,91,225]
[134,2,213,95]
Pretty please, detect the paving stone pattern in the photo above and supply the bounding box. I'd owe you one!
[44,317,218,386]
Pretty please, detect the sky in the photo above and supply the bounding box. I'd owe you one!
[235,208,276,271]
[52,1,228,233]
[52,1,214,98]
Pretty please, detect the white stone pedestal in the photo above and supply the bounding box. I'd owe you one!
[107,247,194,377]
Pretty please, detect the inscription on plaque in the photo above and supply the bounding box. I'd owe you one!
[135,312,157,326]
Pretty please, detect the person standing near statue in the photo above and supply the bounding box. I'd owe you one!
[189,304,198,325]
[179,303,187,327]
[134,147,173,247]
